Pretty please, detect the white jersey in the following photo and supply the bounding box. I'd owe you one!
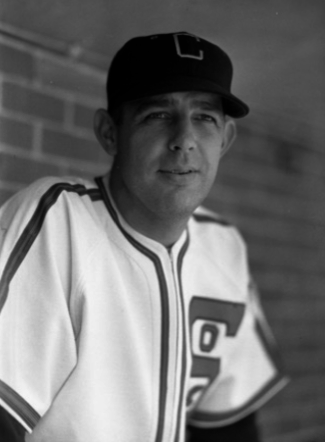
[0,176,288,442]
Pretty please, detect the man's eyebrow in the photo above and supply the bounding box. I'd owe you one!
[131,95,224,116]
[133,97,174,114]
[190,99,223,112]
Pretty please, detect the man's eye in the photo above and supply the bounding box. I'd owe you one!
[146,112,169,120]
[196,114,217,123]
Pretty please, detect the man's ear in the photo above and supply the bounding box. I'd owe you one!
[93,109,118,157]
[221,119,237,157]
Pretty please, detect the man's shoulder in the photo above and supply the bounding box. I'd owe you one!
[189,207,249,285]
[2,176,98,208]
[22,176,98,199]
[0,176,101,228]
[190,206,247,253]
[0,176,106,263]
[192,206,233,227]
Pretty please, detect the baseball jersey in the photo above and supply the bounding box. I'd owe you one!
[0,175,288,442]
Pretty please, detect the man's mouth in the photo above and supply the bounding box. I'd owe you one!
[160,169,197,175]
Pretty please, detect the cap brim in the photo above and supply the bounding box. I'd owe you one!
[110,75,249,118]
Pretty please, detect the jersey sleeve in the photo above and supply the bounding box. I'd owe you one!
[0,180,80,433]
[188,276,289,429]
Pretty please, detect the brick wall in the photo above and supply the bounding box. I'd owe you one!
[0,33,109,205]
[1,32,325,442]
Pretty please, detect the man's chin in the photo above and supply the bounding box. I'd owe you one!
[154,193,204,220]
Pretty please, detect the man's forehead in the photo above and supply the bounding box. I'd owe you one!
[131,91,223,110]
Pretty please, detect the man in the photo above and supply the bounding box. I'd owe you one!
[0,32,287,441]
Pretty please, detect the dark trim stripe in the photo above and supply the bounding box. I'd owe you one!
[255,317,284,373]
[95,177,170,442]
[250,278,286,373]
[193,213,231,226]
[0,380,40,430]
[173,234,190,442]
[0,182,102,313]
[189,372,287,426]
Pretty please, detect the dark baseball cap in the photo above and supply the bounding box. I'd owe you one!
[107,31,249,118]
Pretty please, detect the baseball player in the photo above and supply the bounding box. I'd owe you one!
[0,32,288,442]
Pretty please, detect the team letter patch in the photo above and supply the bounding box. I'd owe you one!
[187,297,245,407]
[173,33,204,60]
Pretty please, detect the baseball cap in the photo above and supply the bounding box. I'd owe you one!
[107,31,249,118]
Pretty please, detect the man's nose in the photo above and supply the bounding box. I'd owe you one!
[168,118,197,152]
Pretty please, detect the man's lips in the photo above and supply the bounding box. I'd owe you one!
[159,168,198,174]
[158,168,199,185]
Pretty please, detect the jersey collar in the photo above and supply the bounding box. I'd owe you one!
[95,175,189,258]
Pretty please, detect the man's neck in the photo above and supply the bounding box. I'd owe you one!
[121,208,188,247]
[106,176,190,247]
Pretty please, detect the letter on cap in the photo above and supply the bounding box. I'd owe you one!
[173,33,204,60]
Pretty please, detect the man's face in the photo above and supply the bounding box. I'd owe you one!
[109,91,234,222]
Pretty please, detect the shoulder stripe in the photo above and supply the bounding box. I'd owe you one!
[193,213,231,226]
[0,380,40,431]
[0,182,102,313]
